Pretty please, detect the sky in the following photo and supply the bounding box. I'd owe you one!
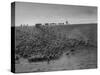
[15,2,97,26]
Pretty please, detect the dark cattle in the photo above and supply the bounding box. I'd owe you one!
[28,55,60,64]
[28,57,47,63]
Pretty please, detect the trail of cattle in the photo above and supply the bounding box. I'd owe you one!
[15,23,97,72]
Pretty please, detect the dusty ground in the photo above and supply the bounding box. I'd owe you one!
[15,46,97,73]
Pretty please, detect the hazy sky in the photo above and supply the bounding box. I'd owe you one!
[15,2,97,26]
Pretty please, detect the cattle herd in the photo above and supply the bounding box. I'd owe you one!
[15,24,96,64]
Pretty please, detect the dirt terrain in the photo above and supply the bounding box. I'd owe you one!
[15,46,97,73]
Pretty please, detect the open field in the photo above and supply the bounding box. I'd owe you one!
[14,23,97,73]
